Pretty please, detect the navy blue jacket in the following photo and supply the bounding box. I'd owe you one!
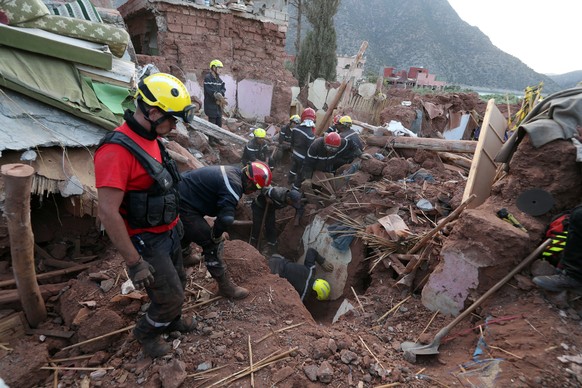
[268,248,325,301]
[203,72,226,118]
[178,165,242,236]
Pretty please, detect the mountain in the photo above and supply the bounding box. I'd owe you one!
[286,0,566,94]
[548,71,582,89]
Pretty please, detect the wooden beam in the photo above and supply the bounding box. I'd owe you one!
[366,135,476,153]
[188,116,247,146]
[315,41,368,136]
[2,164,47,327]
[0,263,93,289]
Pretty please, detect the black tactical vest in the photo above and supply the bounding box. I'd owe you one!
[97,131,181,229]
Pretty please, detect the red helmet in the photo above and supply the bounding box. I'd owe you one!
[244,161,272,190]
[301,108,316,122]
[324,132,341,148]
[333,114,342,125]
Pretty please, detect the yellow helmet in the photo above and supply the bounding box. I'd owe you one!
[253,128,266,138]
[312,278,331,301]
[339,116,352,126]
[290,114,301,124]
[136,73,195,123]
[210,59,224,69]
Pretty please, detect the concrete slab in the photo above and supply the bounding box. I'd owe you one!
[237,79,273,121]
[307,78,328,111]
[357,83,376,99]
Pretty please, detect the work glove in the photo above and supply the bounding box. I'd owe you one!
[360,152,373,160]
[128,257,155,289]
[321,260,334,272]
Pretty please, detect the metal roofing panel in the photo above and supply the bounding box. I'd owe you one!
[0,88,107,153]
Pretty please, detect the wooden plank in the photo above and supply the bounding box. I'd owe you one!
[0,312,27,342]
[76,57,136,88]
[25,328,74,339]
[382,256,406,276]
[0,24,112,70]
[462,100,507,208]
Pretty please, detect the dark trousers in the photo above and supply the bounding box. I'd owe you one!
[251,202,277,245]
[289,155,304,189]
[561,206,582,280]
[179,208,226,278]
[208,115,222,128]
[131,225,184,325]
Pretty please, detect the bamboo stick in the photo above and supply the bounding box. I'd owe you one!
[61,325,135,351]
[358,335,386,370]
[408,194,476,254]
[377,296,410,323]
[256,322,305,343]
[0,263,93,288]
[41,366,113,371]
[351,287,365,313]
[248,335,254,387]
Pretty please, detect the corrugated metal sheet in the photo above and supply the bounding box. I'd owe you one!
[0,88,107,153]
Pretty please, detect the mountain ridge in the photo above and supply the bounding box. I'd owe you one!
[287,0,578,94]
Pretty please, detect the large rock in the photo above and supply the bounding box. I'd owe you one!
[77,309,126,353]
[421,206,532,315]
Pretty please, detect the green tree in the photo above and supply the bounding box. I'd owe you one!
[296,0,339,86]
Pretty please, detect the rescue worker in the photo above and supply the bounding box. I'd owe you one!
[533,205,582,291]
[300,132,370,195]
[289,108,316,190]
[95,73,196,357]
[250,187,303,255]
[272,115,300,168]
[241,127,270,166]
[326,114,342,133]
[268,248,334,302]
[204,59,226,127]
[178,161,272,300]
[336,115,364,151]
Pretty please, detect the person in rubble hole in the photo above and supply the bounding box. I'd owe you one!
[177,161,272,300]
[268,248,334,302]
[94,73,197,358]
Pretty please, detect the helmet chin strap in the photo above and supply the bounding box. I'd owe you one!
[137,99,168,139]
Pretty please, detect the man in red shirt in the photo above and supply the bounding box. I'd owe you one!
[94,73,196,358]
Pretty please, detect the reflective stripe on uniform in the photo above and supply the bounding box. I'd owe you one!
[220,165,240,202]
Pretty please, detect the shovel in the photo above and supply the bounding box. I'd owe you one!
[401,238,551,358]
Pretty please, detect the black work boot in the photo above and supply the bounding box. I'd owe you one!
[166,315,197,333]
[533,272,582,292]
[133,317,172,358]
[216,273,249,300]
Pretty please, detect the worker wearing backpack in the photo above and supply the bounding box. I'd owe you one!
[534,205,582,291]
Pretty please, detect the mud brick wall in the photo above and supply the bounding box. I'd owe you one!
[120,1,295,122]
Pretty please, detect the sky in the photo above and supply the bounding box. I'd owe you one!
[447,0,581,75]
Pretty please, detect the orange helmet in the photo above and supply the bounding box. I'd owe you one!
[301,108,316,122]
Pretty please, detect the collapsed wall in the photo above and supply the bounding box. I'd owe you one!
[119,0,296,122]
[422,137,582,316]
